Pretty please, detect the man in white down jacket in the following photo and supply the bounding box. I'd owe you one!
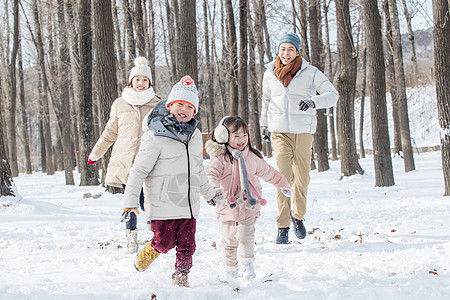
[260,33,338,244]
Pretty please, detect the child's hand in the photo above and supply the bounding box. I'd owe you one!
[280,185,293,197]
[208,189,223,206]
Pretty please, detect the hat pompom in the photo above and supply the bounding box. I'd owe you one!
[180,75,195,86]
[134,56,148,67]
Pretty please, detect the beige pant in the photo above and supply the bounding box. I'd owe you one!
[271,132,313,228]
[221,217,257,269]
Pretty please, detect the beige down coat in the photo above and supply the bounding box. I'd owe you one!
[89,96,159,187]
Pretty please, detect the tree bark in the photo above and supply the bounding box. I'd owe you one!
[298,0,309,60]
[0,107,14,196]
[113,0,127,86]
[335,0,363,177]
[309,0,328,172]
[387,0,415,172]
[203,0,216,132]
[32,0,54,175]
[361,0,395,187]
[123,0,136,69]
[238,0,249,123]
[358,33,367,159]
[432,0,450,196]
[224,0,239,116]
[78,0,99,186]
[6,0,19,177]
[165,0,177,84]
[134,0,146,56]
[94,0,118,187]
[146,0,156,88]
[56,0,75,184]
[401,0,419,84]
[17,37,32,174]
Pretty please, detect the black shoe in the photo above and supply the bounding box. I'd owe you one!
[290,213,306,239]
[276,227,289,244]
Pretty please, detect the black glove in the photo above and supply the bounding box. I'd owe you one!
[298,99,315,111]
[261,126,270,142]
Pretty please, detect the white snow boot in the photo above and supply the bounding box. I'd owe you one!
[125,229,139,254]
[242,262,256,280]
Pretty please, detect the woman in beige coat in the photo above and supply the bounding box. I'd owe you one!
[88,57,159,254]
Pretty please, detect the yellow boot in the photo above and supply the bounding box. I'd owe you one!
[134,243,160,272]
[172,273,189,287]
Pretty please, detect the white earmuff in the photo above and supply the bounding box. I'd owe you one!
[214,116,230,144]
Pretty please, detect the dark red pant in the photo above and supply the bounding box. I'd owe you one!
[150,218,196,276]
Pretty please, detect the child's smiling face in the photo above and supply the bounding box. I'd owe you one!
[228,127,248,151]
[131,75,150,92]
[168,101,195,122]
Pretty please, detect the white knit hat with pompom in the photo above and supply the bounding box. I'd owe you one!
[128,57,152,83]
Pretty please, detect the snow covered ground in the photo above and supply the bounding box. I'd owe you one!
[1,83,449,299]
[1,150,449,299]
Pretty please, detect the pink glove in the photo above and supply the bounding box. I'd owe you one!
[88,158,96,165]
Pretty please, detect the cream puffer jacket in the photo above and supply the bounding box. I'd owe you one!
[260,58,338,134]
[123,100,216,221]
[89,96,159,187]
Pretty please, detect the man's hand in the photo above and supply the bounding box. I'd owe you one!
[261,126,270,142]
[298,99,315,111]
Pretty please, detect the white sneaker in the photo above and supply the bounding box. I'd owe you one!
[243,262,256,280]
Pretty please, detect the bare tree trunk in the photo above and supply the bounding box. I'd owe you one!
[166,0,178,84]
[78,0,99,186]
[56,0,75,184]
[387,0,415,172]
[238,0,249,123]
[17,37,32,174]
[359,34,367,159]
[6,0,19,177]
[298,0,309,60]
[225,0,239,116]
[248,6,262,151]
[0,107,14,196]
[113,0,127,86]
[94,0,118,187]
[259,0,272,62]
[123,0,136,68]
[432,0,450,196]
[65,0,81,169]
[32,0,54,175]
[133,0,146,56]
[401,0,419,84]
[383,2,402,156]
[335,0,363,177]
[147,0,156,88]
[203,0,215,132]
[361,0,395,187]
[309,0,328,172]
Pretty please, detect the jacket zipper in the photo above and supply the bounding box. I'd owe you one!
[185,142,194,218]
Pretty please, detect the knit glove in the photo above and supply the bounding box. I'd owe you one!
[88,158,96,165]
[298,99,315,111]
[120,207,139,222]
[207,189,223,206]
[280,184,293,197]
[261,126,270,142]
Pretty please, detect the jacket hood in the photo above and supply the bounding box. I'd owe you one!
[205,139,226,157]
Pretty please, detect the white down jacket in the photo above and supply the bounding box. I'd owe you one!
[123,101,216,221]
[260,58,338,134]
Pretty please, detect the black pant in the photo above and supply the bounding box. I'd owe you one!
[122,184,145,230]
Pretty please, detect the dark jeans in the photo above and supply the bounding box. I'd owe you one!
[150,218,197,276]
[122,184,145,230]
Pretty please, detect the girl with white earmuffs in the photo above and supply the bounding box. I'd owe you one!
[205,116,292,280]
